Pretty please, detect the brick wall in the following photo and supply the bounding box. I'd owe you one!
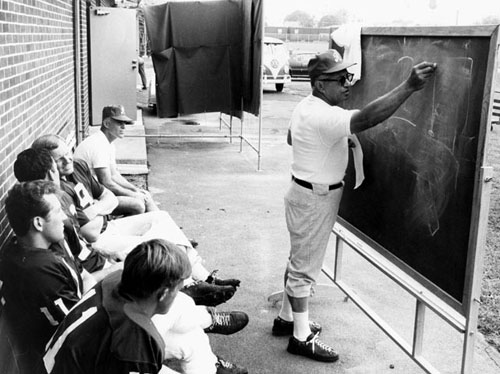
[0,0,81,248]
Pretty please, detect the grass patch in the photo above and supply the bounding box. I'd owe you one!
[479,128,500,353]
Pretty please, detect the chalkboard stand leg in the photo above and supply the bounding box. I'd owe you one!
[412,300,426,358]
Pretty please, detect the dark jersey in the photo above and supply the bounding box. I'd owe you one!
[0,239,83,372]
[60,159,106,228]
[57,186,106,272]
[44,271,165,374]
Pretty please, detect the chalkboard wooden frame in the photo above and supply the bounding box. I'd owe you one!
[328,25,499,373]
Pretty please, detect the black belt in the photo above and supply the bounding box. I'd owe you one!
[292,175,343,191]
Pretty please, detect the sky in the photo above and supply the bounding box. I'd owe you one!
[264,0,500,26]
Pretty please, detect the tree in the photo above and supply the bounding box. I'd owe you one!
[318,15,338,28]
[478,15,500,25]
[318,9,350,27]
[284,10,314,27]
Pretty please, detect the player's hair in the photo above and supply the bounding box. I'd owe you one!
[5,180,58,236]
[31,134,66,151]
[14,148,54,182]
[120,239,192,299]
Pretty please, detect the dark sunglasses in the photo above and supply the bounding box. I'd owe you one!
[319,73,354,86]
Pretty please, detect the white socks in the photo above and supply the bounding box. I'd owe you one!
[292,311,311,341]
[279,292,311,341]
[278,292,293,321]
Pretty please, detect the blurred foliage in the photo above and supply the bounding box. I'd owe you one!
[318,10,350,27]
[477,15,500,25]
[284,10,315,28]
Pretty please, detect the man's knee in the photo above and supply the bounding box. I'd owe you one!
[116,196,146,215]
[128,198,146,214]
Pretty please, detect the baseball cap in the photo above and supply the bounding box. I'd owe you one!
[102,105,134,124]
[308,50,356,80]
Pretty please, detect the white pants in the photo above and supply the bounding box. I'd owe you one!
[284,182,343,298]
[152,292,217,374]
[92,211,210,282]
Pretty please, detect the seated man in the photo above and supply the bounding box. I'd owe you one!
[32,134,239,306]
[44,239,249,374]
[13,148,121,280]
[74,104,158,216]
[0,181,93,373]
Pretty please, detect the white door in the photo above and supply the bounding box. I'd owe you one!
[89,6,137,125]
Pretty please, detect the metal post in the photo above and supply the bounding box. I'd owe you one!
[240,97,244,152]
[73,0,83,143]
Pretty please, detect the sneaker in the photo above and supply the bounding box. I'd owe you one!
[180,281,236,306]
[206,269,241,288]
[204,309,249,335]
[287,333,339,362]
[215,356,248,374]
[272,316,322,336]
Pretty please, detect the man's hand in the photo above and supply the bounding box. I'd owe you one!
[133,191,147,204]
[83,204,99,221]
[407,62,437,91]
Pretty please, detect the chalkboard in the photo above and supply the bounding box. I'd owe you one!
[339,27,499,305]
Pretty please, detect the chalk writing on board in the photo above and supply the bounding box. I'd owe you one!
[374,54,474,237]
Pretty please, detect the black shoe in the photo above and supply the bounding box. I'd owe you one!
[287,333,339,362]
[206,269,241,288]
[204,309,249,335]
[215,356,248,374]
[180,281,236,307]
[272,316,322,336]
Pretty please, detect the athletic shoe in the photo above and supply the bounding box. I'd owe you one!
[272,316,322,336]
[215,356,248,374]
[180,281,235,306]
[206,269,241,288]
[287,333,339,362]
[204,310,249,335]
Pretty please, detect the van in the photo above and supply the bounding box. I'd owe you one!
[262,37,291,92]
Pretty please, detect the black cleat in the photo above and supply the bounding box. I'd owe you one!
[287,333,339,362]
[215,356,248,374]
[206,269,241,288]
[180,281,236,307]
[272,316,322,336]
[204,310,249,335]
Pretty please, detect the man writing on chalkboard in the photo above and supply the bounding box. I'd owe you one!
[274,50,436,363]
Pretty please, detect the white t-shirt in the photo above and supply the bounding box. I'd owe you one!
[290,94,356,185]
[74,130,116,176]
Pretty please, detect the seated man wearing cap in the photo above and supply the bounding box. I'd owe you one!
[273,50,437,363]
[74,105,158,216]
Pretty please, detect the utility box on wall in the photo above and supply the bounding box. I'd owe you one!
[89,6,138,125]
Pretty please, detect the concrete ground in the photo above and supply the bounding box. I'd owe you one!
[115,58,500,374]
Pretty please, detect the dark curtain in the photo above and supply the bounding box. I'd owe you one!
[144,0,262,118]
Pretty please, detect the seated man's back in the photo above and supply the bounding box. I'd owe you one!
[44,271,165,373]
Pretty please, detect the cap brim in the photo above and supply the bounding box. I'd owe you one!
[323,61,357,74]
[111,115,134,124]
